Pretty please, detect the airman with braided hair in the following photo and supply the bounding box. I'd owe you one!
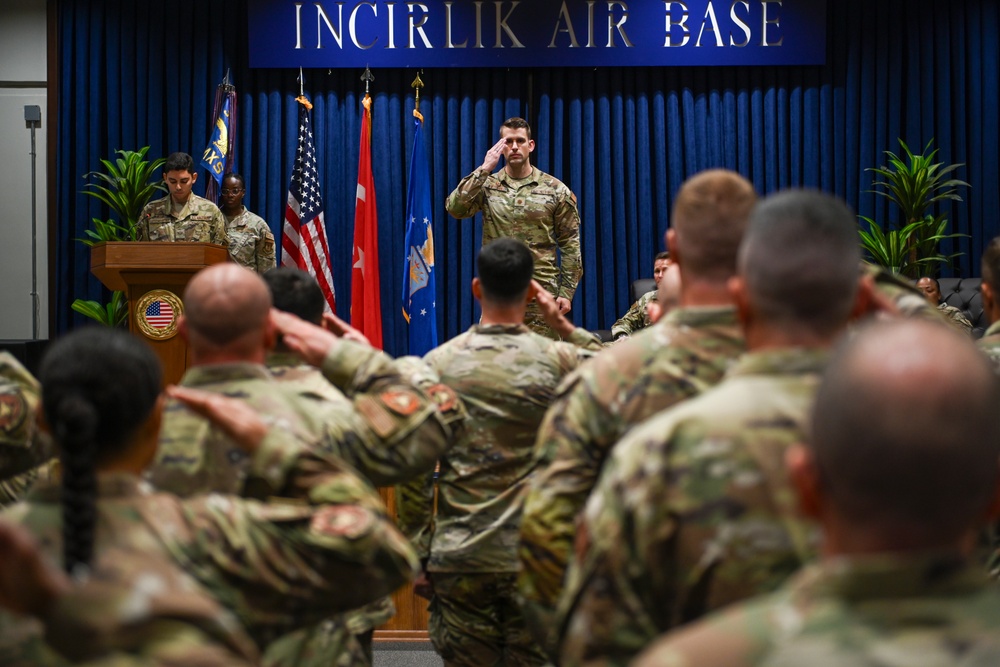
[0,327,417,664]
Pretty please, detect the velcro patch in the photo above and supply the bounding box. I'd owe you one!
[0,393,28,438]
[426,384,459,413]
[310,505,372,539]
[356,395,397,438]
[380,390,421,416]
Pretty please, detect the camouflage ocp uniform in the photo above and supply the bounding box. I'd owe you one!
[0,429,419,666]
[0,352,55,506]
[149,341,458,667]
[610,290,657,340]
[978,320,1000,372]
[149,340,456,495]
[36,546,260,667]
[137,193,228,246]
[226,207,276,273]
[409,323,600,667]
[633,553,1000,667]
[938,302,974,335]
[446,167,582,339]
[558,348,827,666]
[266,351,409,665]
[518,306,745,653]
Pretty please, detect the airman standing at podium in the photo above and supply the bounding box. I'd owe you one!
[137,151,228,246]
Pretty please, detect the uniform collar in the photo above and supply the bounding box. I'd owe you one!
[180,362,273,386]
[791,551,986,602]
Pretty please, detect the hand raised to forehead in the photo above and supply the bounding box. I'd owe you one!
[480,138,507,173]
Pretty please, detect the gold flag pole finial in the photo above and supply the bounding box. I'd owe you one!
[361,65,374,111]
[411,71,425,121]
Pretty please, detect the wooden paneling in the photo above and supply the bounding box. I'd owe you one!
[375,486,431,641]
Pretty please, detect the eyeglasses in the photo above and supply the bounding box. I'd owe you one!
[220,189,243,195]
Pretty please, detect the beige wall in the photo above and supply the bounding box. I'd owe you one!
[0,0,48,340]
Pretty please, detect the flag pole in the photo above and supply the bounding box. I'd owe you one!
[411,71,424,122]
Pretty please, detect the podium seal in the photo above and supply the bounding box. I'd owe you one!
[135,289,183,340]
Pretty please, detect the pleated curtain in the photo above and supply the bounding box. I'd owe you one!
[56,0,1000,356]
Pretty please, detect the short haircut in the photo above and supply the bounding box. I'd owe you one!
[223,172,246,189]
[163,152,195,174]
[263,267,325,325]
[477,237,534,306]
[918,276,941,291]
[811,320,1000,542]
[739,190,860,336]
[981,236,1000,297]
[671,170,757,282]
[501,117,532,140]
[654,251,671,261]
[184,265,272,347]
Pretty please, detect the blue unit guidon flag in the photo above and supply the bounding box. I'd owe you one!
[401,111,437,356]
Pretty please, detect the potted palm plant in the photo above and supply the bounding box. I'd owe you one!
[72,147,166,325]
[858,139,969,279]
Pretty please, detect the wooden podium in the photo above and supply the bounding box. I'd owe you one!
[90,242,229,385]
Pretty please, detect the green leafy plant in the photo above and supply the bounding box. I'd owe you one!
[70,290,129,328]
[73,147,166,325]
[81,146,167,239]
[861,139,969,278]
[858,217,961,276]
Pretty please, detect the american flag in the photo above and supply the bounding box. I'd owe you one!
[281,99,336,312]
[144,300,173,329]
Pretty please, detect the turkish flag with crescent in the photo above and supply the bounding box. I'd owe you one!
[351,95,383,349]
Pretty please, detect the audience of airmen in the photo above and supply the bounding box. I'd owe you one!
[1,171,998,667]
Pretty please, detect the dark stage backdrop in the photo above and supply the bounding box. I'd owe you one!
[56,1,1000,356]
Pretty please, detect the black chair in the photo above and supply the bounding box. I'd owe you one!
[632,278,656,302]
[938,277,986,338]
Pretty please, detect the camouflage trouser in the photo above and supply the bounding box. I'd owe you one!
[428,572,549,667]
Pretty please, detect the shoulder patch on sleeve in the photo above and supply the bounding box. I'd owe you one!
[0,391,28,439]
[355,395,398,438]
[380,390,421,416]
[426,383,459,413]
[310,505,373,539]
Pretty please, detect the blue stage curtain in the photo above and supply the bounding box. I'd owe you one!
[56,0,1000,356]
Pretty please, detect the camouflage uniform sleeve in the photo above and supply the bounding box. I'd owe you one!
[394,471,436,561]
[211,207,229,248]
[557,425,675,666]
[445,169,489,219]
[631,599,773,667]
[564,327,605,353]
[155,431,419,633]
[941,304,973,335]
[518,369,619,649]
[554,190,582,301]
[256,224,277,273]
[390,348,449,561]
[0,353,55,507]
[610,297,647,340]
[136,204,151,241]
[43,548,259,667]
[310,341,461,485]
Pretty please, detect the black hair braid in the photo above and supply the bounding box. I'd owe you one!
[53,393,99,577]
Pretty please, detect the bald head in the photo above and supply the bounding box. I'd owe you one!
[183,264,272,353]
[671,170,756,283]
[811,320,1000,542]
[739,190,860,337]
